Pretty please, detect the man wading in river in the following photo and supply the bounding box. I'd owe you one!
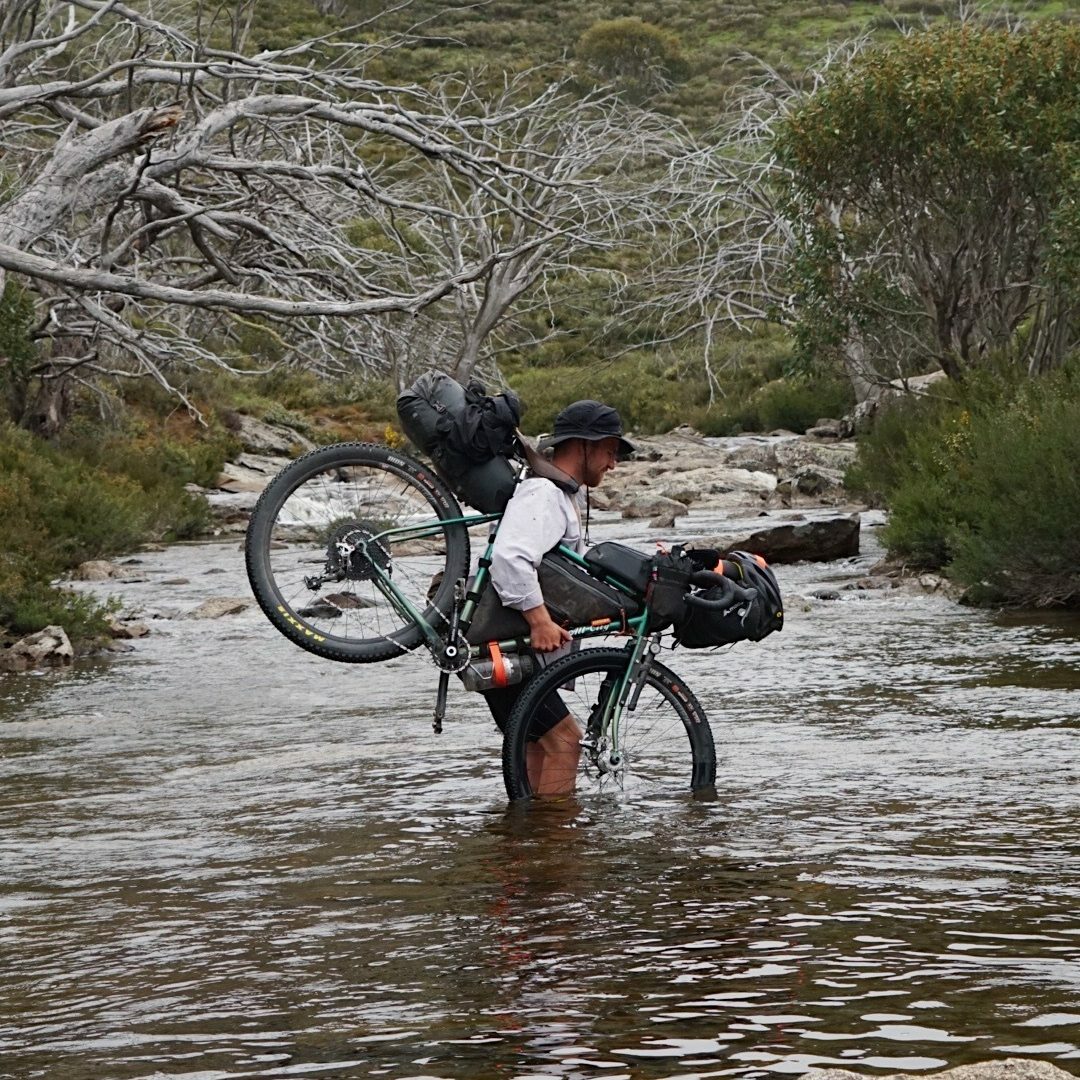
[483,400,635,797]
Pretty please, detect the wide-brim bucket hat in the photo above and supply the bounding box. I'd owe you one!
[538,399,636,459]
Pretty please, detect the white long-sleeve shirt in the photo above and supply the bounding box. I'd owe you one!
[489,477,584,611]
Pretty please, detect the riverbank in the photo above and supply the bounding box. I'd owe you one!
[0,420,936,671]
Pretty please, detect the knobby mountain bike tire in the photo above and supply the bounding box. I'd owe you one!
[245,442,470,663]
[501,647,716,801]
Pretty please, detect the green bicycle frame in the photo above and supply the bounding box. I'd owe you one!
[355,510,655,753]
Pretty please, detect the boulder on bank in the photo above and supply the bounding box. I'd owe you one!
[235,414,315,456]
[694,513,860,563]
[593,431,854,516]
[777,464,846,498]
[621,494,689,520]
[805,1061,1076,1080]
[774,438,857,474]
[215,453,290,494]
[805,417,848,439]
[654,466,777,503]
[74,560,123,581]
[0,625,74,672]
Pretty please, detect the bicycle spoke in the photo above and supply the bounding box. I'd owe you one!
[246,444,470,663]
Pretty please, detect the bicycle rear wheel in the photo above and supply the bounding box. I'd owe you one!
[502,646,715,800]
[245,442,470,663]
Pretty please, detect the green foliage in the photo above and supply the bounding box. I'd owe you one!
[502,328,846,436]
[694,375,855,435]
[0,420,219,642]
[0,280,37,420]
[0,563,117,641]
[778,23,1080,380]
[847,363,1080,607]
[576,18,689,97]
[509,352,703,435]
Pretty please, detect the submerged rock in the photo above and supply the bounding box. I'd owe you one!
[805,1061,1076,1080]
[621,494,689,520]
[185,598,253,619]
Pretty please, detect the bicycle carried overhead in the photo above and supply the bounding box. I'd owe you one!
[244,374,784,801]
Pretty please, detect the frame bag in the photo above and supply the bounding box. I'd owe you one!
[466,548,641,645]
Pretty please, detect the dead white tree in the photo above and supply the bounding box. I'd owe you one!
[639,41,898,407]
[0,0,678,428]
[352,72,680,390]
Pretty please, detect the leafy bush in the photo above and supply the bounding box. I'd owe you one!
[847,364,1080,607]
[693,375,854,435]
[0,559,116,640]
[778,24,1080,382]
[576,17,689,97]
[508,352,704,435]
[0,422,217,642]
[501,329,850,437]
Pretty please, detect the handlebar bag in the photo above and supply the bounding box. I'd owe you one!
[584,542,697,631]
[675,551,784,648]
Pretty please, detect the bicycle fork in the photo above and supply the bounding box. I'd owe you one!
[581,635,660,778]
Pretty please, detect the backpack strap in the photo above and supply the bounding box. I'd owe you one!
[517,432,580,495]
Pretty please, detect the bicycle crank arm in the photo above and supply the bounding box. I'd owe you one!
[433,670,449,735]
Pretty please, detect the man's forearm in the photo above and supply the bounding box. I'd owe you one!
[522,604,554,630]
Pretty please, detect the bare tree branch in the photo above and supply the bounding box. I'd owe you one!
[0,0,685,418]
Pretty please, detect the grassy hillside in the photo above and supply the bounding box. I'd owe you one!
[252,0,1076,130]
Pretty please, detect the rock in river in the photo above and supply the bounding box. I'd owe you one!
[0,625,74,672]
[805,1061,1077,1080]
[185,598,253,619]
[693,513,860,563]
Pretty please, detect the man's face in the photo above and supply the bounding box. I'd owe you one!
[583,437,620,487]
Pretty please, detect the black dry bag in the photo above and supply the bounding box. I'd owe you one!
[675,550,784,648]
[396,372,522,513]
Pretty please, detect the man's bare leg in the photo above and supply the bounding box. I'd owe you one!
[525,714,582,796]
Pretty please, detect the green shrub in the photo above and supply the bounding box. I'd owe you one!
[0,563,117,641]
[0,425,152,568]
[948,376,1080,607]
[848,364,1080,606]
[508,352,705,435]
[691,374,854,435]
[0,421,216,642]
[576,17,689,97]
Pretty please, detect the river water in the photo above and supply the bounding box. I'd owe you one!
[2,500,1079,1080]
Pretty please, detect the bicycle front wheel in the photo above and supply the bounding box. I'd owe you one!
[502,647,715,800]
[245,442,470,663]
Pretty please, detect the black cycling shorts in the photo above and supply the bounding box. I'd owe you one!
[484,684,568,740]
